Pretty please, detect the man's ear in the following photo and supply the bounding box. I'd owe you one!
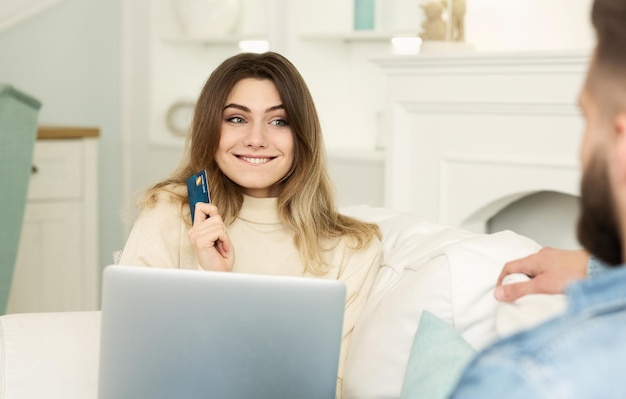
[614,111,626,181]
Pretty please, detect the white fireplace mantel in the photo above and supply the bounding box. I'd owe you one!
[372,50,591,232]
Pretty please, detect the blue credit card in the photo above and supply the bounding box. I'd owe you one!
[185,169,211,224]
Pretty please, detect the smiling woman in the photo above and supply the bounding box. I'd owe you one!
[117,51,383,398]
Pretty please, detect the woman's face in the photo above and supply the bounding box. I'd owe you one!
[215,78,295,198]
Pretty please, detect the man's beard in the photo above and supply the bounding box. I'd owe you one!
[577,153,623,266]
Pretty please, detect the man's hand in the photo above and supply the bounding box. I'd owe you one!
[494,248,589,302]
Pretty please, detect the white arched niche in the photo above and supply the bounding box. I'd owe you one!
[486,191,581,249]
[460,190,581,249]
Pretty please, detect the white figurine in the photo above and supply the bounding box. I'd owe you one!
[450,0,466,42]
[419,0,447,41]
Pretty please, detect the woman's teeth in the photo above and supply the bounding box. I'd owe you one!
[240,156,271,164]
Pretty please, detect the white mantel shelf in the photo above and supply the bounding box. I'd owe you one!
[371,50,591,71]
[372,50,590,232]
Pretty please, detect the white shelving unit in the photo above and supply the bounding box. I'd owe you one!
[300,31,418,43]
[161,34,268,46]
[156,0,273,47]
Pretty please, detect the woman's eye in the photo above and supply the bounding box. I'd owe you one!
[270,119,288,127]
[226,116,245,124]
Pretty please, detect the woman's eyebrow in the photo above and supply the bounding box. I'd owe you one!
[223,103,284,113]
[223,103,249,112]
[266,104,285,112]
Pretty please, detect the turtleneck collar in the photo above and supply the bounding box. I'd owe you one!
[237,194,281,224]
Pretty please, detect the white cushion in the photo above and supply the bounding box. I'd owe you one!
[341,206,549,399]
[0,311,101,399]
[496,273,568,337]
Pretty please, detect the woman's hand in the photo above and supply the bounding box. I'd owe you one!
[494,247,589,302]
[187,202,235,272]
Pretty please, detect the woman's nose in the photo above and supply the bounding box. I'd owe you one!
[243,122,268,148]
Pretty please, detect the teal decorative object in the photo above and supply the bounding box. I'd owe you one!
[0,85,41,314]
[354,0,375,30]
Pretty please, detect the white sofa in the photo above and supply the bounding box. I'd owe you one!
[0,206,567,399]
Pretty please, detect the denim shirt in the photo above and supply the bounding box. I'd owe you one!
[588,255,611,277]
[449,264,626,399]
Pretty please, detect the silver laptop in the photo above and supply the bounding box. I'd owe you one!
[98,265,346,399]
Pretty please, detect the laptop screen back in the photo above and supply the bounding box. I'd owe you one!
[98,265,346,399]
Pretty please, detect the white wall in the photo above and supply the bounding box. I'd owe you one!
[0,0,123,270]
[466,0,594,52]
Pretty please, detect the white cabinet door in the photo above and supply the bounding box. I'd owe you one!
[6,136,99,313]
[7,202,83,313]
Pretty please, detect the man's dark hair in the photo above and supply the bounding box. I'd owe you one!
[592,0,626,66]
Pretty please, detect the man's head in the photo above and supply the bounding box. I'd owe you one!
[576,0,626,265]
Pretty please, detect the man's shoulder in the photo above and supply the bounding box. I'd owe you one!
[480,271,626,363]
[451,273,626,398]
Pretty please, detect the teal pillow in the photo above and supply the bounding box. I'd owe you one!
[400,311,476,399]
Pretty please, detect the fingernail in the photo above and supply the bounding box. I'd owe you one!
[494,286,504,300]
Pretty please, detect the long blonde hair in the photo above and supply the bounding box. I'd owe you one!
[144,52,380,274]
